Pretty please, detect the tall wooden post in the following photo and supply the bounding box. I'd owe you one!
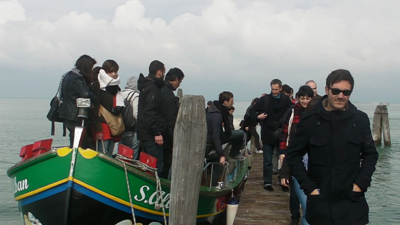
[177,88,183,102]
[169,95,207,225]
[372,104,391,146]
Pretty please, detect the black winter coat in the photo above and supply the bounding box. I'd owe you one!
[136,74,165,141]
[59,70,96,122]
[286,96,378,225]
[159,80,179,150]
[249,93,293,145]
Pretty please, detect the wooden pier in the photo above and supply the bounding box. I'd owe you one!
[234,154,292,225]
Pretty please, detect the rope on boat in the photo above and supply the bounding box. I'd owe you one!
[121,160,138,225]
[115,155,168,225]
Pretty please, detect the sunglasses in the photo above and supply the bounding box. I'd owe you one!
[329,88,352,96]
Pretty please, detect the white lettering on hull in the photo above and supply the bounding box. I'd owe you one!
[133,185,170,209]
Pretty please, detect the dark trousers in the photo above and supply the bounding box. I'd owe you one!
[141,140,163,175]
[245,125,261,150]
[290,177,301,219]
[64,119,82,148]
[262,143,275,185]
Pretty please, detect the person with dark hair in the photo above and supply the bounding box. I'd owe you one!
[228,106,235,130]
[137,60,166,175]
[91,66,102,84]
[206,100,213,113]
[59,55,97,148]
[241,98,262,153]
[91,59,124,156]
[249,78,293,191]
[282,84,295,103]
[207,91,245,186]
[158,67,185,179]
[278,85,314,225]
[287,69,378,225]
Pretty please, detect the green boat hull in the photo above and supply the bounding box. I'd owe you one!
[7,147,248,224]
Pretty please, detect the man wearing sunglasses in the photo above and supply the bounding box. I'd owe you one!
[286,69,378,225]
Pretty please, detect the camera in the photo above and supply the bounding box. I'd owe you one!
[111,106,124,115]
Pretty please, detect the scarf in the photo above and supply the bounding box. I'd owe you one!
[98,69,124,107]
[213,101,232,137]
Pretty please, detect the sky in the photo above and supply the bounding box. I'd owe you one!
[1,0,399,103]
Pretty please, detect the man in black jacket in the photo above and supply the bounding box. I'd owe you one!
[59,55,97,148]
[159,67,185,179]
[286,69,378,225]
[137,60,165,175]
[249,79,293,191]
[207,91,245,186]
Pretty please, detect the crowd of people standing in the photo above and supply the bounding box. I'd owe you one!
[56,55,184,179]
[54,54,378,225]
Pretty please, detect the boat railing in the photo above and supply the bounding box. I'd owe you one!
[203,161,238,189]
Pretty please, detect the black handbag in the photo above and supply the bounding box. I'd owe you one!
[47,93,63,122]
[47,73,67,136]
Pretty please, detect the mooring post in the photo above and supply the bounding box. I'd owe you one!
[372,106,382,146]
[381,105,391,146]
[372,104,391,146]
[169,95,207,225]
[177,88,183,102]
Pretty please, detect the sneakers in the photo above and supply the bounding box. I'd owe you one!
[256,149,263,154]
[264,184,274,191]
[232,154,245,161]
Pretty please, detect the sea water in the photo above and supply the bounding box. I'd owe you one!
[1,99,400,224]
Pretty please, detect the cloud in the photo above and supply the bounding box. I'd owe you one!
[0,0,399,103]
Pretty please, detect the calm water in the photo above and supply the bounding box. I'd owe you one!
[1,99,400,224]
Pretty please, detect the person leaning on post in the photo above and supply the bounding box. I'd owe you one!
[286,69,378,225]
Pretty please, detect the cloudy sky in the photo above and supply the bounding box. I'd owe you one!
[1,0,399,103]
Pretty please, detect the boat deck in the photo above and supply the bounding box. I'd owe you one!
[234,154,294,225]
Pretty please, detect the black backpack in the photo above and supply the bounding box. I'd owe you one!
[46,73,67,136]
[122,91,138,131]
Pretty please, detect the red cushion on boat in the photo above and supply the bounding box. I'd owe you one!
[140,152,157,168]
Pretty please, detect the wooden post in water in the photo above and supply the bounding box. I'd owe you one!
[177,88,183,102]
[372,104,391,146]
[169,95,207,225]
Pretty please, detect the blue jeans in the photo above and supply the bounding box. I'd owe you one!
[210,129,245,186]
[262,143,275,185]
[220,130,245,157]
[119,131,140,160]
[97,140,116,157]
[293,177,309,225]
[141,140,163,175]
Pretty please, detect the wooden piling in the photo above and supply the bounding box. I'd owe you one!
[177,88,183,102]
[372,104,391,146]
[169,95,207,225]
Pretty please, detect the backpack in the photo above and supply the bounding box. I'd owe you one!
[46,74,67,136]
[122,91,139,131]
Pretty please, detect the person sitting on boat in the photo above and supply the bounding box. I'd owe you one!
[137,60,166,176]
[159,67,185,179]
[206,91,245,186]
[58,54,97,148]
[91,59,124,156]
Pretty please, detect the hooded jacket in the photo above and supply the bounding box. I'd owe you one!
[206,101,232,157]
[286,95,378,225]
[136,73,165,141]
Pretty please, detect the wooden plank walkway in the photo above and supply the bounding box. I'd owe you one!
[234,153,291,225]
